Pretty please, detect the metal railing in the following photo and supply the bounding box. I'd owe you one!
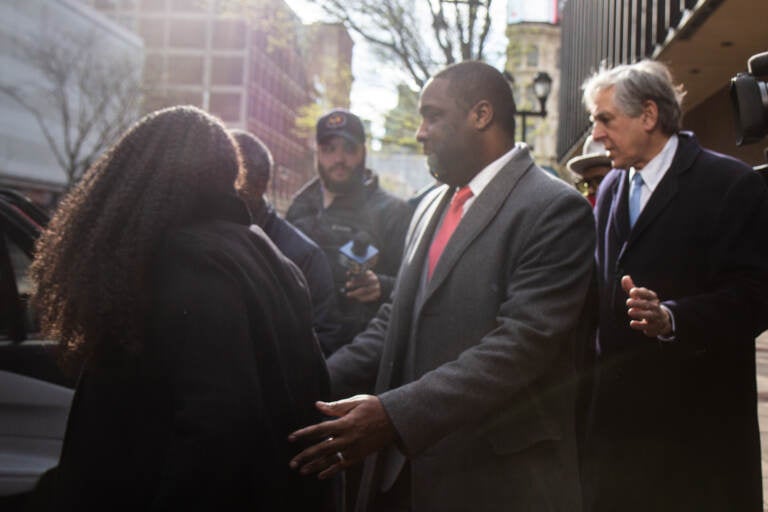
[557,0,716,161]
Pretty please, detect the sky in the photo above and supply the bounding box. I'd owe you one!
[284,0,553,136]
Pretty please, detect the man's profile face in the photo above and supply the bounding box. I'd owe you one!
[316,135,365,194]
[416,77,474,186]
[589,87,653,170]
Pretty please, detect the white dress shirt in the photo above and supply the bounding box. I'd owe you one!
[628,134,678,215]
[458,143,522,216]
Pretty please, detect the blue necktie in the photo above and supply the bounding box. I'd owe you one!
[628,172,643,228]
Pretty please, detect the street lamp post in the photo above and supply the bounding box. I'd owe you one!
[503,70,553,144]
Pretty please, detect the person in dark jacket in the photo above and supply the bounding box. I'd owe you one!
[29,106,334,511]
[232,129,341,356]
[286,109,412,354]
[581,60,768,511]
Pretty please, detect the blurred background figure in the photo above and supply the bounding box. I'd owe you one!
[30,106,334,511]
[232,129,340,356]
[567,135,612,207]
[286,109,411,354]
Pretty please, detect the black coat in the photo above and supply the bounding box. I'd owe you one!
[585,132,768,511]
[287,173,411,352]
[261,205,340,356]
[50,197,333,511]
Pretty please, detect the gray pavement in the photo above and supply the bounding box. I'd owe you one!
[757,332,768,510]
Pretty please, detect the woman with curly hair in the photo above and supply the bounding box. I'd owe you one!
[31,105,334,510]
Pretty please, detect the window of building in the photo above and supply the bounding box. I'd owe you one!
[144,53,165,83]
[168,90,203,108]
[168,19,206,49]
[139,0,166,11]
[210,92,242,122]
[170,0,206,11]
[526,45,539,67]
[93,0,118,11]
[211,56,244,86]
[212,20,246,50]
[139,18,166,47]
[166,55,204,85]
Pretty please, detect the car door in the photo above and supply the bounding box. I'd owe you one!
[0,191,74,502]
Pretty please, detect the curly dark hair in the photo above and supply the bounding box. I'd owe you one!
[31,105,241,368]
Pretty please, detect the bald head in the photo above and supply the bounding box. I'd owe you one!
[433,61,517,137]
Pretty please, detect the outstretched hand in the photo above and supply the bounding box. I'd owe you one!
[621,275,672,338]
[288,395,397,480]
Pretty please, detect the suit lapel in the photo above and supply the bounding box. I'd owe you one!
[423,148,535,302]
[611,170,631,262]
[373,186,451,393]
[611,170,630,238]
[625,133,700,248]
[399,186,452,306]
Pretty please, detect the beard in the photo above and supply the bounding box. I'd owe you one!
[425,147,471,187]
[318,161,366,195]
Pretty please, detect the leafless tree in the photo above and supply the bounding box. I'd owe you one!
[0,29,143,189]
[307,0,494,88]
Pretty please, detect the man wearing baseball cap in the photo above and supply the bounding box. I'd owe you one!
[286,109,411,355]
[567,135,612,207]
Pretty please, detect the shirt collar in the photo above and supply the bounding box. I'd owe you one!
[629,134,678,191]
[466,143,522,197]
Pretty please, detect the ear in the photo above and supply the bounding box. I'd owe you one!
[640,99,659,132]
[469,100,494,131]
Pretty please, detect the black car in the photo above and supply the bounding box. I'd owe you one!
[0,190,73,507]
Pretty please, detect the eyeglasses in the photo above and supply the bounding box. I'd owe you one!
[575,176,604,196]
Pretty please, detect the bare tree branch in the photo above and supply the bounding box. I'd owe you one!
[307,0,494,89]
[0,30,143,189]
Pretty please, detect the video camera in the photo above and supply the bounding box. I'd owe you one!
[730,51,768,147]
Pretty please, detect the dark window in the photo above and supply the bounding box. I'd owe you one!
[211,56,244,86]
[144,53,165,83]
[93,0,118,11]
[212,20,246,49]
[168,90,203,107]
[139,18,166,47]
[139,0,166,11]
[167,55,204,85]
[526,45,539,67]
[168,19,206,49]
[170,0,206,11]
[210,92,241,122]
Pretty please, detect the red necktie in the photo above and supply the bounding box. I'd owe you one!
[427,186,473,279]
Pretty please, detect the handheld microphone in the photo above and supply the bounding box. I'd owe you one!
[338,233,379,278]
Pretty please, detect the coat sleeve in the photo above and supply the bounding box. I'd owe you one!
[302,244,343,356]
[325,300,392,399]
[663,169,768,345]
[379,190,596,456]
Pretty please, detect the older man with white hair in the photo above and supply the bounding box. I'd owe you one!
[581,59,768,512]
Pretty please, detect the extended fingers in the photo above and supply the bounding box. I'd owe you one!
[626,286,658,302]
[294,446,344,477]
[288,415,340,444]
[289,432,339,470]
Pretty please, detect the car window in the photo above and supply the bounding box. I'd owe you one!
[0,232,40,341]
[6,233,39,336]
